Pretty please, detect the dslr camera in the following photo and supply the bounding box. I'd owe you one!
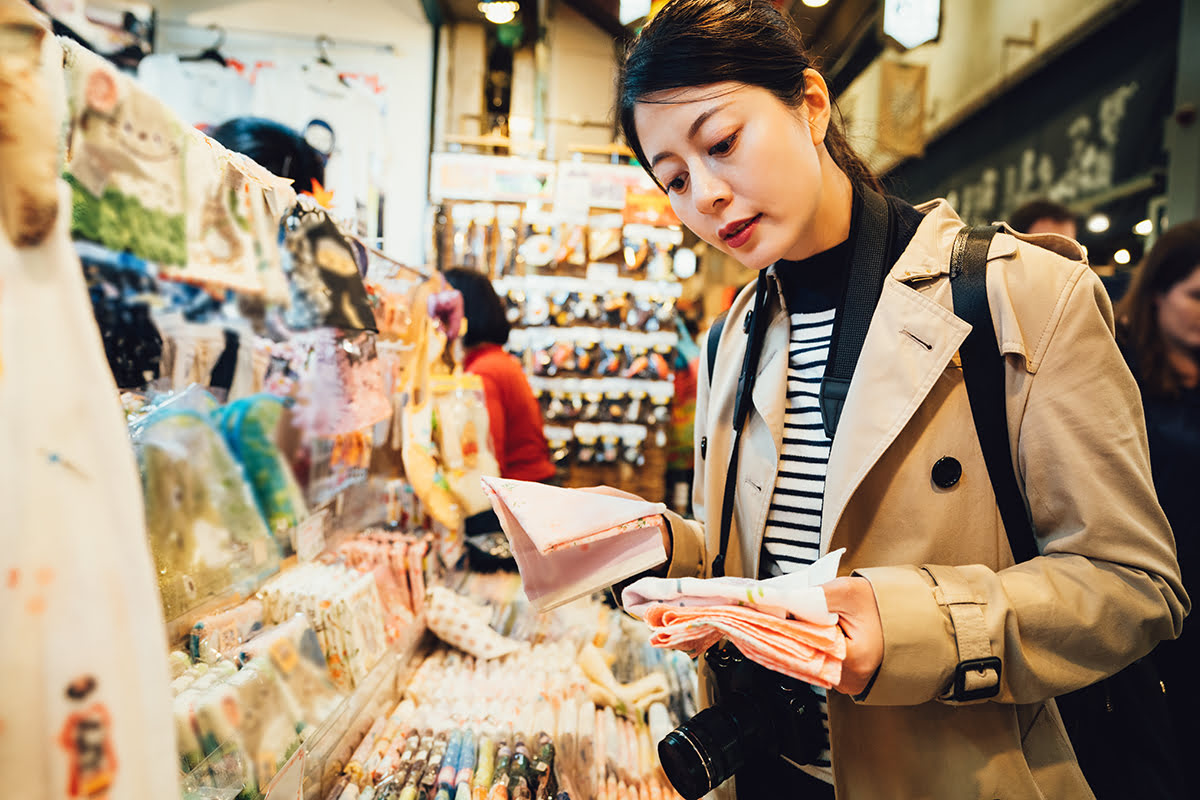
[657,643,826,799]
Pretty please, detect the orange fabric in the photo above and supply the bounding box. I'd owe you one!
[642,603,845,688]
[464,344,554,482]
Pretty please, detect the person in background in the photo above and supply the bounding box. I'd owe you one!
[209,117,327,195]
[1009,197,1078,238]
[1115,220,1200,793]
[1009,197,1133,301]
[602,1,1187,798]
[442,267,555,484]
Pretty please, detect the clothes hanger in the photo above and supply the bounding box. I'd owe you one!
[180,24,227,67]
[304,34,349,92]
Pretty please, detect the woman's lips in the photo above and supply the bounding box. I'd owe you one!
[720,214,762,248]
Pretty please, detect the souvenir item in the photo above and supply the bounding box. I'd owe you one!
[280,196,379,332]
[0,181,179,799]
[133,406,281,619]
[214,393,309,541]
[587,214,624,263]
[63,40,188,266]
[480,477,668,611]
[425,586,522,660]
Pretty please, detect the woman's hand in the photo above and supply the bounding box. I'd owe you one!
[823,576,884,697]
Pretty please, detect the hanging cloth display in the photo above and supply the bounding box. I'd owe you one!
[0,179,181,799]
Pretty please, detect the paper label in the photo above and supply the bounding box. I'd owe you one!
[295,510,328,563]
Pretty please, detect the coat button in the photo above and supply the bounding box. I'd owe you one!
[932,457,962,488]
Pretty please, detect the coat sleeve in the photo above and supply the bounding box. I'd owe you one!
[855,266,1189,706]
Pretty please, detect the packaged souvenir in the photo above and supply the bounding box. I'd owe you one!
[133,407,281,619]
[214,394,309,541]
[555,222,588,270]
[279,196,379,332]
[190,599,265,664]
[588,213,625,263]
[517,211,557,274]
[237,613,344,728]
[63,41,188,266]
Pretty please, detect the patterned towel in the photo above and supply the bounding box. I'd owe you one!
[622,550,846,688]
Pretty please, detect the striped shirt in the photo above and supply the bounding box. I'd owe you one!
[762,240,851,785]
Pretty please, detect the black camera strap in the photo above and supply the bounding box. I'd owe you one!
[710,186,893,577]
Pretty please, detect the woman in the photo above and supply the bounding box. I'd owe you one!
[442,267,555,483]
[609,1,1187,798]
[1116,222,1200,794]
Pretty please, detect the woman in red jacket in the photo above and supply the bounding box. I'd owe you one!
[443,268,555,483]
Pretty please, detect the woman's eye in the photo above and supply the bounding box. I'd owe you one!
[709,133,737,156]
[667,175,687,193]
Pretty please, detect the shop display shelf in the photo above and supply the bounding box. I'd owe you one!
[300,617,432,799]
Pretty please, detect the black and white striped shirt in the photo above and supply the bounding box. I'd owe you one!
[761,240,851,785]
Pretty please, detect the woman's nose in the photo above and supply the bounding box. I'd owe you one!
[692,169,731,215]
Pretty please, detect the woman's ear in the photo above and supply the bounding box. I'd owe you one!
[801,68,833,146]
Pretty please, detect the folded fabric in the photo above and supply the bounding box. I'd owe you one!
[426,585,522,660]
[622,550,846,688]
[481,477,669,611]
[641,604,844,688]
[621,549,844,621]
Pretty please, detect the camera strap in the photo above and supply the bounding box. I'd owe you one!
[711,186,893,577]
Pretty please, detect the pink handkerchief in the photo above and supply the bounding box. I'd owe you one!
[481,477,669,611]
[622,550,846,688]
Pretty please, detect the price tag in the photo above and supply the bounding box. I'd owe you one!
[263,747,305,800]
[294,510,328,562]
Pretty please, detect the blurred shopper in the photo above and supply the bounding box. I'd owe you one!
[442,267,555,484]
[1115,221,1200,793]
[598,1,1188,798]
[1009,197,1078,238]
[1009,197,1131,301]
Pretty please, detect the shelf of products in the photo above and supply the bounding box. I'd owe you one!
[430,154,692,502]
[317,572,699,800]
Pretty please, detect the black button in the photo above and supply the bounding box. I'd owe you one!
[700,436,708,459]
[932,456,962,488]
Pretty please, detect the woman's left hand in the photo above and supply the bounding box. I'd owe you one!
[823,576,884,697]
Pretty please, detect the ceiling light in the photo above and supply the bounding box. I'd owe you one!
[1086,213,1110,234]
[1134,219,1154,236]
[803,0,830,6]
[479,0,519,24]
[1114,248,1131,265]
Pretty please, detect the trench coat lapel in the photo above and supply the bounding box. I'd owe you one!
[820,277,972,554]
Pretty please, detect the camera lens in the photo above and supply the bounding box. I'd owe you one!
[657,700,768,800]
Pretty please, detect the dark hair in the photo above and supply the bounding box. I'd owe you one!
[616,0,879,193]
[1008,198,1075,234]
[443,267,512,347]
[209,117,326,193]
[1116,221,1200,398]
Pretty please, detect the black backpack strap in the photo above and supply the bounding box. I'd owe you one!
[950,224,1039,564]
[818,187,893,438]
[706,311,727,387]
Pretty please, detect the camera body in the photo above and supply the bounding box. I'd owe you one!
[657,642,826,799]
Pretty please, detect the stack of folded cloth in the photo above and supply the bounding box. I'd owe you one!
[481,477,669,612]
[621,550,847,689]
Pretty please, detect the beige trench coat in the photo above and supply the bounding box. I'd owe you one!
[659,200,1189,799]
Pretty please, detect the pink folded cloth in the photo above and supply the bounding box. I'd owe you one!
[641,603,845,688]
[622,551,846,688]
[480,477,669,611]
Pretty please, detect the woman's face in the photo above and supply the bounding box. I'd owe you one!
[634,76,848,271]
[1156,265,1200,351]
